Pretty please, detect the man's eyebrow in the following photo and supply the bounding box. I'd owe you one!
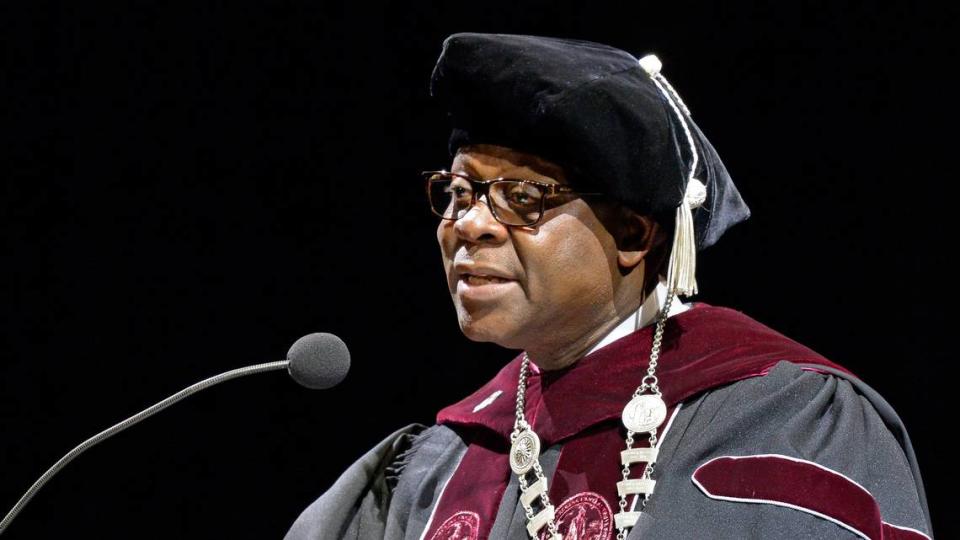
[452,164,477,177]
[454,160,483,177]
[454,159,562,184]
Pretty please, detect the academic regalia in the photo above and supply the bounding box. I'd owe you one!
[286,32,932,540]
[284,302,933,539]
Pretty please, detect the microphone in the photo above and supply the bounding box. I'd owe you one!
[0,332,350,536]
[287,332,351,389]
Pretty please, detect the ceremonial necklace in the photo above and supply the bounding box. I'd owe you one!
[509,292,675,540]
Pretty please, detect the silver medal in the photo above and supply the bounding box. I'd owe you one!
[621,394,667,433]
[509,429,541,475]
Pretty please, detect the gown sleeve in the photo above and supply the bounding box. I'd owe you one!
[283,423,428,540]
[636,360,934,539]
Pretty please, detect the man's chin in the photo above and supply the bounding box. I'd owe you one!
[456,311,523,348]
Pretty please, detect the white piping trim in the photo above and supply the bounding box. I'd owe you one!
[417,453,464,540]
[657,402,683,447]
[690,453,931,540]
[696,453,874,496]
[628,402,683,513]
[882,522,933,539]
[691,478,871,540]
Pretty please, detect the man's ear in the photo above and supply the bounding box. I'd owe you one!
[616,213,660,270]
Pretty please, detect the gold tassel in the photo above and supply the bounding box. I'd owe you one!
[667,178,706,297]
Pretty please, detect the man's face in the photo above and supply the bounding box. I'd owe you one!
[437,144,626,352]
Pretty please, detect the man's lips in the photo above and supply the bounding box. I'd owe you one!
[456,275,518,301]
[453,263,519,298]
[453,263,517,282]
[460,274,513,285]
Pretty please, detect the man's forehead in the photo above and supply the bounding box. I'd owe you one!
[452,145,567,184]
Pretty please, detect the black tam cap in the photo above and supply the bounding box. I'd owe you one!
[429,33,750,252]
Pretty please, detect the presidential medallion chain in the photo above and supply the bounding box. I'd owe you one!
[511,354,562,540]
[615,291,674,540]
[513,292,675,540]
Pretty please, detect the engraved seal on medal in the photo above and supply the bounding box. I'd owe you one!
[509,430,541,475]
[429,510,480,540]
[621,394,667,433]
[540,492,613,540]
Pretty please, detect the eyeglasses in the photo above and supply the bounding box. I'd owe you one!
[422,170,602,227]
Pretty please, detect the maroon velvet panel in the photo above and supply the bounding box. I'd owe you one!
[692,454,930,540]
[421,431,511,540]
[437,302,853,447]
[422,302,857,539]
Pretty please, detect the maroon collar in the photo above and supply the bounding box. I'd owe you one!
[437,302,854,446]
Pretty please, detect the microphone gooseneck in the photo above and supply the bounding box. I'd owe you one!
[0,360,288,536]
[1,332,351,536]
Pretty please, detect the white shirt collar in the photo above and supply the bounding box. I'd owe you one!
[587,279,689,356]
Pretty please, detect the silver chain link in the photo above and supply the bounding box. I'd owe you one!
[616,291,675,540]
[514,292,677,540]
[512,354,560,539]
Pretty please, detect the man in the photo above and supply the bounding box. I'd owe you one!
[286,33,932,539]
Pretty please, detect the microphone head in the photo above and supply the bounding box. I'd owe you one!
[286,333,351,389]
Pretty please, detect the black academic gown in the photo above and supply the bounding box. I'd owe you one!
[285,304,933,539]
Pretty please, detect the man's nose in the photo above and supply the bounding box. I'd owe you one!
[453,195,509,244]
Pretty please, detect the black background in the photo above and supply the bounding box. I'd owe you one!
[2,2,955,538]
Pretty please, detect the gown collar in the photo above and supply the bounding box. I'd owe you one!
[438,302,853,446]
[585,278,689,358]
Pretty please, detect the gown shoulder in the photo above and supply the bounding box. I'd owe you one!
[645,359,933,539]
[283,423,432,540]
